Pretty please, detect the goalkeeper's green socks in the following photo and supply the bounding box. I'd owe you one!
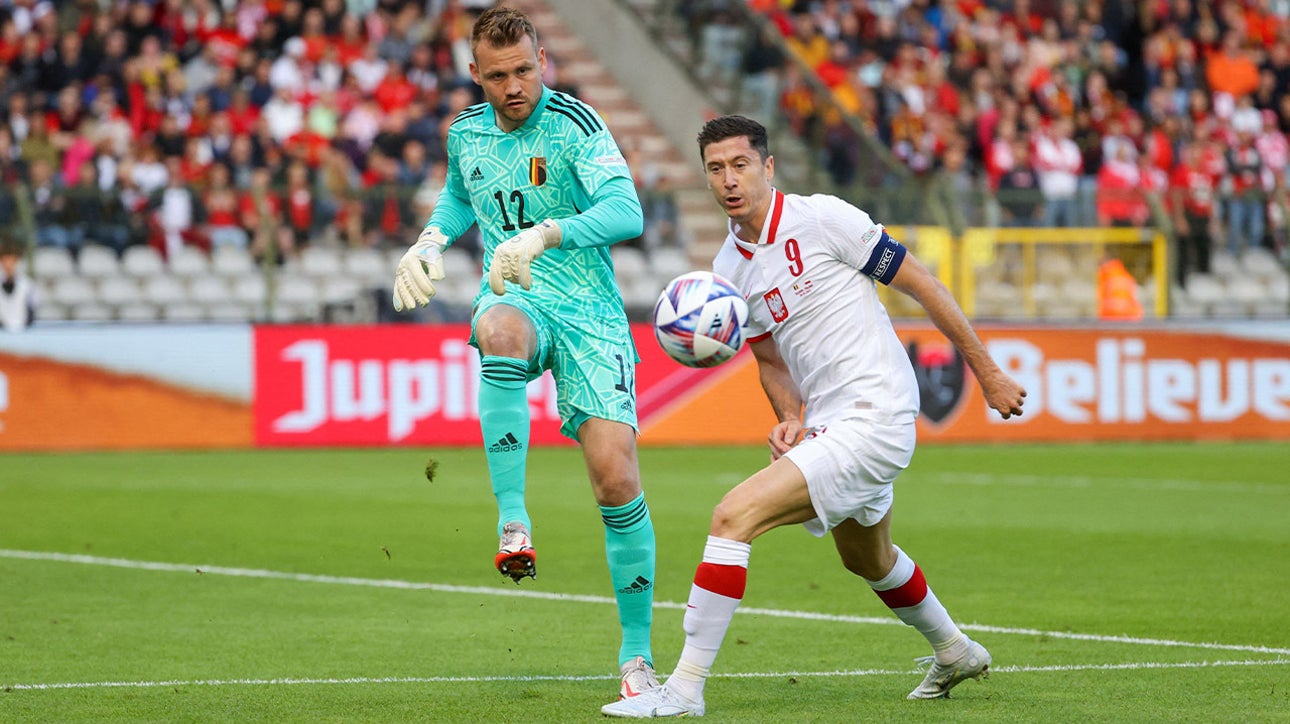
[479,355,531,535]
[601,493,656,667]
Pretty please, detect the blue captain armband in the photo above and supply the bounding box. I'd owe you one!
[859,230,906,285]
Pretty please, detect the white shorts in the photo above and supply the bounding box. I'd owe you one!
[784,414,917,537]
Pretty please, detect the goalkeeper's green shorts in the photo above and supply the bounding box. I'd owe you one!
[471,292,639,441]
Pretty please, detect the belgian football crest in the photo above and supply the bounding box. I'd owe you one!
[529,157,547,186]
[907,340,965,424]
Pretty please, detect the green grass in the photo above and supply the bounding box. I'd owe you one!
[2,442,1289,722]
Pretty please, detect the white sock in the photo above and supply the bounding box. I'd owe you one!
[867,546,966,664]
[668,536,750,702]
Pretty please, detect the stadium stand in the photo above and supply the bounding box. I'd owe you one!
[1,0,1286,323]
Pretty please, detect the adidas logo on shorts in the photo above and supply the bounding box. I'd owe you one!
[488,432,522,453]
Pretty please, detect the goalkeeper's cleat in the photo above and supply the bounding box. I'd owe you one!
[618,656,660,700]
[601,683,705,718]
[907,638,991,699]
[495,521,536,583]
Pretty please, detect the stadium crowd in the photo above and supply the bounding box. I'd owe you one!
[683,0,1290,283]
[0,0,682,269]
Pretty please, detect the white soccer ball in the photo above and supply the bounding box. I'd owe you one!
[653,271,749,368]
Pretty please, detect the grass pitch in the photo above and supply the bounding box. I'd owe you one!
[2,442,1288,722]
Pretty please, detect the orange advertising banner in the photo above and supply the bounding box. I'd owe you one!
[637,326,1290,444]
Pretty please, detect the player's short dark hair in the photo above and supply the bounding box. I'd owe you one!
[471,6,538,54]
[697,115,770,163]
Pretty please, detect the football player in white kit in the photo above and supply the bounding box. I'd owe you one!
[603,115,1027,718]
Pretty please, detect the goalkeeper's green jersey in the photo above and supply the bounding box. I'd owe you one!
[427,85,643,316]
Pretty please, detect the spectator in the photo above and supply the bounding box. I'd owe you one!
[67,162,131,255]
[1033,116,1083,227]
[281,160,318,252]
[996,140,1043,226]
[1097,143,1148,227]
[30,158,80,257]
[1170,142,1217,288]
[1226,130,1266,255]
[152,158,198,259]
[0,237,36,332]
[202,163,249,250]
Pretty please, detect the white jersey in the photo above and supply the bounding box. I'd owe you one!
[1,272,36,332]
[712,190,919,428]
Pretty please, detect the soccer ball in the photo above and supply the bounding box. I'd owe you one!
[653,271,749,368]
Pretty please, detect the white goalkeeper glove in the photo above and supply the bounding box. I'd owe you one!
[487,219,562,295]
[392,226,449,311]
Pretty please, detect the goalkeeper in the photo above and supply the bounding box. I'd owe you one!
[391,6,659,703]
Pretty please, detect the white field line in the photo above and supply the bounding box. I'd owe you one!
[5,659,1289,692]
[4,549,1289,660]
[924,472,1285,495]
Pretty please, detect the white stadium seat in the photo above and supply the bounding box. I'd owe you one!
[50,276,97,306]
[344,247,389,287]
[121,245,165,278]
[77,245,121,280]
[212,246,256,277]
[231,275,267,305]
[143,275,189,306]
[32,246,75,278]
[162,302,206,322]
[70,302,113,321]
[300,246,345,279]
[117,302,160,322]
[168,245,211,278]
[188,276,231,305]
[97,276,143,307]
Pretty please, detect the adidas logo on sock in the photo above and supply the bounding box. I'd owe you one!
[488,432,521,453]
[617,575,653,594]
[469,166,484,182]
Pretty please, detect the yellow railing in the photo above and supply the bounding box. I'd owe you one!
[877,226,1169,320]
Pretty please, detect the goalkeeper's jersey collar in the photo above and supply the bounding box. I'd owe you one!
[482,85,553,134]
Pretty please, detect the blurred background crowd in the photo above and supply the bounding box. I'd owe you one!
[682,0,1290,269]
[2,0,1290,327]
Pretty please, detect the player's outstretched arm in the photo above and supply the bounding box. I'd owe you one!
[889,253,1026,419]
[750,337,804,459]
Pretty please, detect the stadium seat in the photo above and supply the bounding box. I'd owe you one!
[1239,247,1284,282]
[69,302,113,321]
[188,275,231,305]
[77,244,121,280]
[612,246,648,277]
[121,245,166,278]
[142,275,189,306]
[32,246,75,278]
[1209,250,1239,281]
[162,302,206,322]
[34,301,68,322]
[212,246,257,277]
[300,246,345,279]
[97,277,143,307]
[1182,273,1224,310]
[343,247,389,287]
[50,277,96,307]
[650,247,693,281]
[321,277,363,304]
[276,276,321,307]
[440,247,478,279]
[168,245,211,278]
[117,302,160,322]
[1036,250,1075,283]
[231,275,268,306]
[205,301,253,322]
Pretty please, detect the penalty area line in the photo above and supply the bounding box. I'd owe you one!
[4,549,1289,657]
[6,659,1289,692]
